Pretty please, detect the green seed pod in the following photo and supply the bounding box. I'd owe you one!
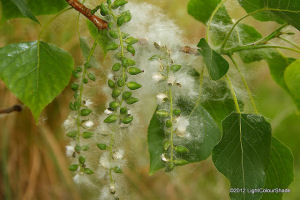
[82,132,94,139]
[73,101,80,110]
[126,97,139,104]
[115,52,123,60]
[112,88,121,98]
[75,66,82,73]
[109,101,120,110]
[71,83,79,91]
[125,37,138,45]
[83,78,88,84]
[127,82,142,90]
[174,145,189,153]
[156,110,169,117]
[122,91,132,100]
[117,11,131,26]
[128,67,143,75]
[81,145,89,151]
[75,144,81,152]
[107,42,119,51]
[80,109,92,116]
[174,159,189,166]
[166,120,172,128]
[100,3,109,16]
[108,79,115,88]
[88,73,96,81]
[122,32,129,39]
[120,107,128,114]
[69,102,75,111]
[104,114,118,123]
[72,71,80,78]
[84,168,94,175]
[164,141,171,151]
[117,79,125,87]
[165,162,174,172]
[107,0,112,5]
[69,164,79,172]
[79,156,86,165]
[108,22,114,29]
[109,30,119,39]
[84,62,92,69]
[112,63,121,71]
[171,64,182,72]
[111,0,128,9]
[127,45,135,55]
[122,115,133,124]
[66,131,78,138]
[148,55,160,61]
[173,109,181,116]
[97,143,107,150]
[113,166,122,173]
[122,57,136,67]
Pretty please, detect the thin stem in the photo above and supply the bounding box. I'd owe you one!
[169,86,174,164]
[224,45,300,55]
[253,23,288,45]
[75,41,97,144]
[226,75,241,113]
[278,36,300,50]
[229,55,258,114]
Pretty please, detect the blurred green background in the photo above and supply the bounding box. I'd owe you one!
[0,0,299,199]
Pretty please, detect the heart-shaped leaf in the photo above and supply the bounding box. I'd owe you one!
[212,113,272,200]
[0,41,74,121]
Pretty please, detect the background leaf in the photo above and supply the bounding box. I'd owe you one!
[238,0,300,30]
[261,137,294,200]
[187,0,221,24]
[284,59,300,101]
[9,0,39,23]
[197,38,229,80]
[0,0,68,21]
[212,113,272,200]
[0,41,74,121]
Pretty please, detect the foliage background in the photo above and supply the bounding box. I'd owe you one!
[0,0,299,199]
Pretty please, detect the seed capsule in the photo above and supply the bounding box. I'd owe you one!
[126,97,139,104]
[173,109,181,116]
[112,89,121,98]
[120,107,128,114]
[72,71,80,78]
[127,45,135,55]
[113,166,122,173]
[107,42,119,51]
[69,164,79,172]
[171,64,182,72]
[75,66,82,72]
[125,37,138,45]
[109,30,119,39]
[117,79,125,87]
[164,141,171,151]
[80,109,92,116]
[88,73,96,81]
[100,3,109,16]
[71,83,79,91]
[109,101,119,111]
[66,131,78,138]
[112,63,121,71]
[156,110,169,117]
[83,78,88,84]
[117,11,131,26]
[97,143,107,150]
[104,114,117,123]
[165,162,174,172]
[81,145,89,151]
[79,156,86,164]
[174,145,189,153]
[84,168,94,175]
[174,159,189,166]
[111,0,128,9]
[108,79,115,88]
[75,145,81,152]
[107,0,111,5]
[128,67,143,75]
[121,57,136,67]
[166,120,172,128]
[82,132,94,139]
[122,32,129,39]
[122,91,132,99]
[122,115,133,124]
[127,82,142,90]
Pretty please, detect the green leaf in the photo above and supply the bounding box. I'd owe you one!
[1,0,68,21]
[9,0,39,23]
[238,0,300,30]
[284,59,300,100]
[261,137,294,200]
[0,41,74,121]
[212,113,272,200]
[187,0,221,24]
[148,104,221,175]
[86,20,112,55]
[197,38,229,80]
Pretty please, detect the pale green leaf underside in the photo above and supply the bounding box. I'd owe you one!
[1,0,68,21]
[284,59,300,100]
[0,41,74,121]
[212,113,272,200]
[261,137,294,200]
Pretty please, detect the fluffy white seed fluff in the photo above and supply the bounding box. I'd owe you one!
[66,145,75,157]
[176,117,190,137]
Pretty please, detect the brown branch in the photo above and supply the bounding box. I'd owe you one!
[65,0,108,30]
[0,105,23,115]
